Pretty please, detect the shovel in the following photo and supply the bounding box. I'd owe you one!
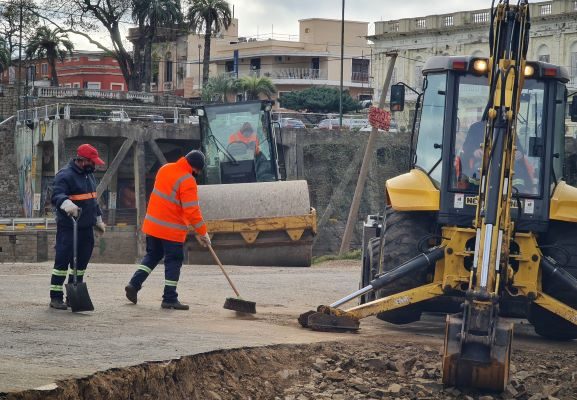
[65,212,94,312]
[207,244,256,314]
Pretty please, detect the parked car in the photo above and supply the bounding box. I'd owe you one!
[316,118,342,129]
[279,118,306,129]
[359,121,398,133]
[141,114,166,123]
[316,118,368,129]
[348,118,369,129]
[108,110,131,122]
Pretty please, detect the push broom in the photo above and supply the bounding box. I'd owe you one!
[207,244,256,314]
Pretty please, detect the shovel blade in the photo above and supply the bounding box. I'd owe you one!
[65,282,94,312]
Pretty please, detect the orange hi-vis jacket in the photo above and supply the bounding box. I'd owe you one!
[142,157,207,243]
[228,131,260,154]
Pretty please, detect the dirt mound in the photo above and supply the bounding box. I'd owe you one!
[2,338,576,400]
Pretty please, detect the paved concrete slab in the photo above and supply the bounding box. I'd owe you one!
[0,260,366,392]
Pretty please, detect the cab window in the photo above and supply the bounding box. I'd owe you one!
[414,73,447,184]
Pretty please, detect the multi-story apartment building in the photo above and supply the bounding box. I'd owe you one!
[370,0,577,122]
[149,18,373,101]
[1,51,126,91]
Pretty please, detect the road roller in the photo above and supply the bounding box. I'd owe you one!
[189,100,316,267]
[299,0,577,391]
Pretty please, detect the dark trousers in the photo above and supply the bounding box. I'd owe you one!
[50,226,94,299]
[128,235,184,303]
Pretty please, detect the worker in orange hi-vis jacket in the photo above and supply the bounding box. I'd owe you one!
[228,121,260,155]
[124,150,210,310]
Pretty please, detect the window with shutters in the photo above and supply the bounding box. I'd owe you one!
[571,51,577,86]
[540,3,551,15]
[414,60,423,91]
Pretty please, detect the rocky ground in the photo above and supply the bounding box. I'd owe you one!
[5,336,577,400]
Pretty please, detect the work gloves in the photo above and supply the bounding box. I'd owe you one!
[60,199,80,217]
[95,216,106,234]
[199,232,212,247]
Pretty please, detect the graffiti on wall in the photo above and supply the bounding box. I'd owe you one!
[18,156,33,217]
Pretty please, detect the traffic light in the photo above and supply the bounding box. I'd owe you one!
[390,84,405,112]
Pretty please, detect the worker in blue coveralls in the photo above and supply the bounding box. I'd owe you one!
[49,144,106,310]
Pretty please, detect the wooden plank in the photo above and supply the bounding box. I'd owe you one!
[148,139,168,165]
[96,138,135,199]
[134,141,147,258]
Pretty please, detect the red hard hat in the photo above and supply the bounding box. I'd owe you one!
[77,144,105,165]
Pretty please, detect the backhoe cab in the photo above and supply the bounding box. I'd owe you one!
[299,2,577,390]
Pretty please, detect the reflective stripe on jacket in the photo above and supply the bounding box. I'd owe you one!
[142,157,207,243]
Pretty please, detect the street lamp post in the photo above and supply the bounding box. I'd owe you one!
[198,44,202,89]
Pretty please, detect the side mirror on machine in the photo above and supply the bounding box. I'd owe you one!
[571,96,577,123]
[390,84,405,112]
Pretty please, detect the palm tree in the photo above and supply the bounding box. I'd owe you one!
[25,27,74,87]
[0,39,10,73]
[132,0,182,91]
[238,76,277,100]
[187,0,232,85]
[202,74,238,102]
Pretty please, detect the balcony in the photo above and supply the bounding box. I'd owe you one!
[271,68,327,80]
[351,72,370,83]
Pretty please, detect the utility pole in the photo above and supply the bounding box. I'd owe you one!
[339,51,398,255]
[198,44,202,89]
[338,0,345,128]
[17,0,23,110]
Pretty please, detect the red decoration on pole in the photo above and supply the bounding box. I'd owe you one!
[368,106,391,131]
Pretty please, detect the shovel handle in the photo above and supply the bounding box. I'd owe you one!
[207,244,241,298]
[69,208,82,285]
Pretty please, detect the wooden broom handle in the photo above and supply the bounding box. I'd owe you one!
[207,244,241,298]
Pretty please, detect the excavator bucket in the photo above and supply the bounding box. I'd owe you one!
[442,314,513,391]
[300,306,360,332]
[187,180,316,267]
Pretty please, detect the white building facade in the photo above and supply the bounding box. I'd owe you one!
[370,0,577,114]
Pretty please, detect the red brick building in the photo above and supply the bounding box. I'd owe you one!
[2,50,127,91]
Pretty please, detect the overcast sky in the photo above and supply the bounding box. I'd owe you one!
[79,0,491,51]
[229,0,490,37]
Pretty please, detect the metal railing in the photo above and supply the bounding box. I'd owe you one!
[0,217,56,230]
[0,115,15,126]
[16,103,195,125]
[351,72,370,83]
[31,86,155,103]
[272,68,326,80]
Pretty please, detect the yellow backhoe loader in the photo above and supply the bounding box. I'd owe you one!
[189,100,316,267]
[300,0,577,390]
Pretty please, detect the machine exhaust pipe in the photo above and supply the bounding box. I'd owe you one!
[330,246,445,308]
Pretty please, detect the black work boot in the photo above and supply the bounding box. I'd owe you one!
[125,284,138,304]
[161,300,189,310]
[50,298,68,310]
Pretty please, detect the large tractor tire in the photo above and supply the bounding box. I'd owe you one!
[375,208,435,325]
[359,237,380,304]
[530,221,577,340]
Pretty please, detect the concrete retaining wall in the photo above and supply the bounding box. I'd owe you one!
[0,226,137,264]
